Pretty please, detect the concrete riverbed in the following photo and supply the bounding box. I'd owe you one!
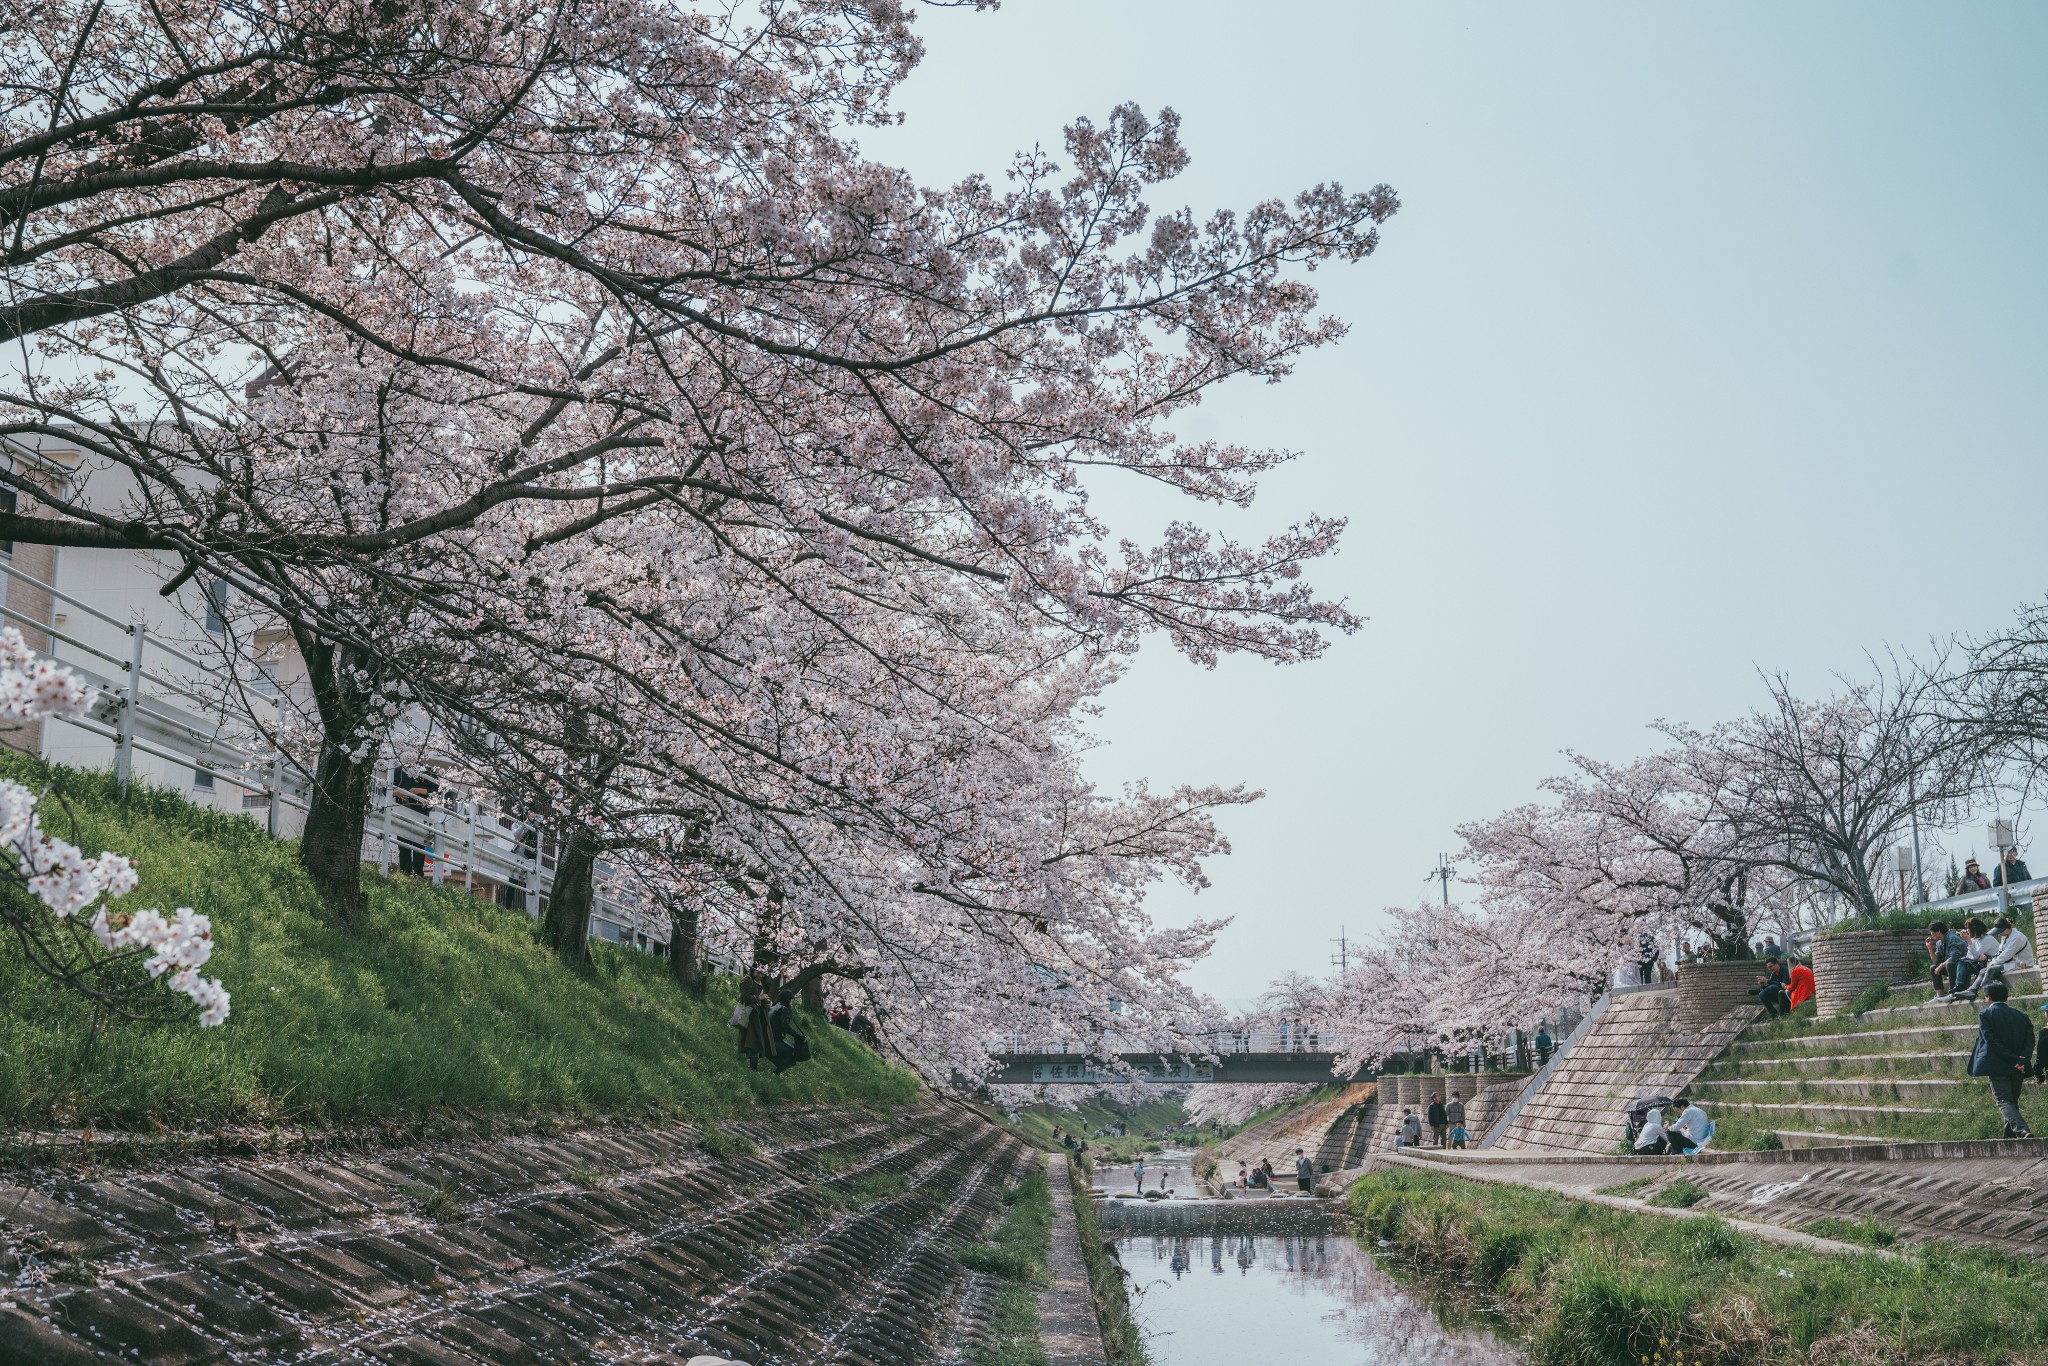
[1092,1159,1523,1365]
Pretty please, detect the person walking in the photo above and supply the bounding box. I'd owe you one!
[1969,979,2034,1138]
[1398,1109,1422,1149]
[1960,859,1992,892]
[1533,1025,1553,1067]
[739,989,774,1070]
[1294,1148,1314,1193]
[1134,1156,1146,1192]
[1445,1091,1466,1138]
[1426,1092,1449,1148]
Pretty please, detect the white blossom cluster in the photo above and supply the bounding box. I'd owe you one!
[0,629,228,1024]
[0,627,93,721]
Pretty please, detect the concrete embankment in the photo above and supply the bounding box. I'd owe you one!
[0,1102,1034,1365]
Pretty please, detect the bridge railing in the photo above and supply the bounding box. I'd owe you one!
[989,1028,1350,1056]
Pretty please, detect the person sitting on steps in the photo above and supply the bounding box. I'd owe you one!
[1969,978,2034,1139]
[1634,1104,1670,1156]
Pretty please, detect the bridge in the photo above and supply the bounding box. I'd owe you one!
[986,1030,1370,1085]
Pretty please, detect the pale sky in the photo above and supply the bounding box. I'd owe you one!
[870,3,2048,1005]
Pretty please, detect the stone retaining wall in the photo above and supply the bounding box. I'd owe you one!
[0,1104,1031,1365]
[1814,930,1925,1017]
[1678,960,1767,1020]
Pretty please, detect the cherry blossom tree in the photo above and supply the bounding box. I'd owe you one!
[0,628,227,1024]
[1661,673,1982,919]
[2,0,1393,925]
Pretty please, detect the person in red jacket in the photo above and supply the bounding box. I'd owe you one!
[1786,962,1816,1012]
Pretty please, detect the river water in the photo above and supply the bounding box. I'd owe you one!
[1094,1158,1523,1366]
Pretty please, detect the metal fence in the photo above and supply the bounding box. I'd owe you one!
[991,1028,1350,1056]
[0,557,675,951]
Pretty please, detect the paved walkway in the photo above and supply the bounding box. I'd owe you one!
[1038,1153,1109,1366]
[1372,1141,2048,1260]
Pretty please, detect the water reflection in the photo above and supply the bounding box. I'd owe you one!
[1099,1202,1522,1365]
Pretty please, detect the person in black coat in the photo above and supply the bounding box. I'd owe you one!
[1969,979,2035,1138]
[1995,848,2034,888]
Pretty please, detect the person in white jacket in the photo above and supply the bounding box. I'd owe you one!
[1634,1107,1670,1156]
[1990,917,2035,971]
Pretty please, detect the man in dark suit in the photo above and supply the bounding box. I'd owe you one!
[1970,979,2035,1138]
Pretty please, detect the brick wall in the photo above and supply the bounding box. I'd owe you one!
[1813,930,1924,1018]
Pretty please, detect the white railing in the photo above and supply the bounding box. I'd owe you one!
[1927,876,2047,917]
[0,557,690,954]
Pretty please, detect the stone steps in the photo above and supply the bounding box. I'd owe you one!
[1495,990,1759,1154]
[1691,1077,1969,1102]
[1710,1100,1948,1123]
[1730,1024,1977,1054]
[1702,1051,1969,1078]
[1854,991,2045,1022]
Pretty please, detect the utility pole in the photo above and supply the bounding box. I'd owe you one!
[1330,925,1349,976]
[1428,854,1455,907]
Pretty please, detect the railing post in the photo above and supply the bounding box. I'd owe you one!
[462,805,473,893]
[429,806,445,885]
[378,769,393,876]
[113,625,145,789]
[527,830,542,918]
[265,752,281,839]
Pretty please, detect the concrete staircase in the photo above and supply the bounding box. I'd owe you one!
[1494,984,1760,1154]
[1696,970,2047,1147]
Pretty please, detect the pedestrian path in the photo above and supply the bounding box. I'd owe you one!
[1039,1153,1109,1366]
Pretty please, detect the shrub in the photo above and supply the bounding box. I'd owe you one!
[1537,1264,1690,1366]
[1848,982,1891,1016]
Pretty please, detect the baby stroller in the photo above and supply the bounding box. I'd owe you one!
[1623,1095,1675,1146]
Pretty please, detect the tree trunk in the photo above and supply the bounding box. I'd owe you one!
[544,823,598,961]
[300,741,377,926]
[667,903,703,992]
[292,632,385,927]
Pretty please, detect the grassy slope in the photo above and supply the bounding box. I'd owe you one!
[1351,1167,2048,1365]
[960,1163,1052,1366]
[1068,1154,1147,1365]
[1011,1096,1190,1158]
[0,756,920,1133]
[1704,983,2048,1149]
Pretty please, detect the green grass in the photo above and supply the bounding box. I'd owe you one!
[1070,1154,1148,1365]
[1594,1175,1656,1198]
[1802,1216,1900,1250]
[0,755,921,1137]
[1350,1167,2048,1364]
[1646,1178,1708,1209]
[962,1166,1052,1366]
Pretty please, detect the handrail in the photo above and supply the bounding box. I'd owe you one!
[0,556,675,951]
[1478,992,1609,1149]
